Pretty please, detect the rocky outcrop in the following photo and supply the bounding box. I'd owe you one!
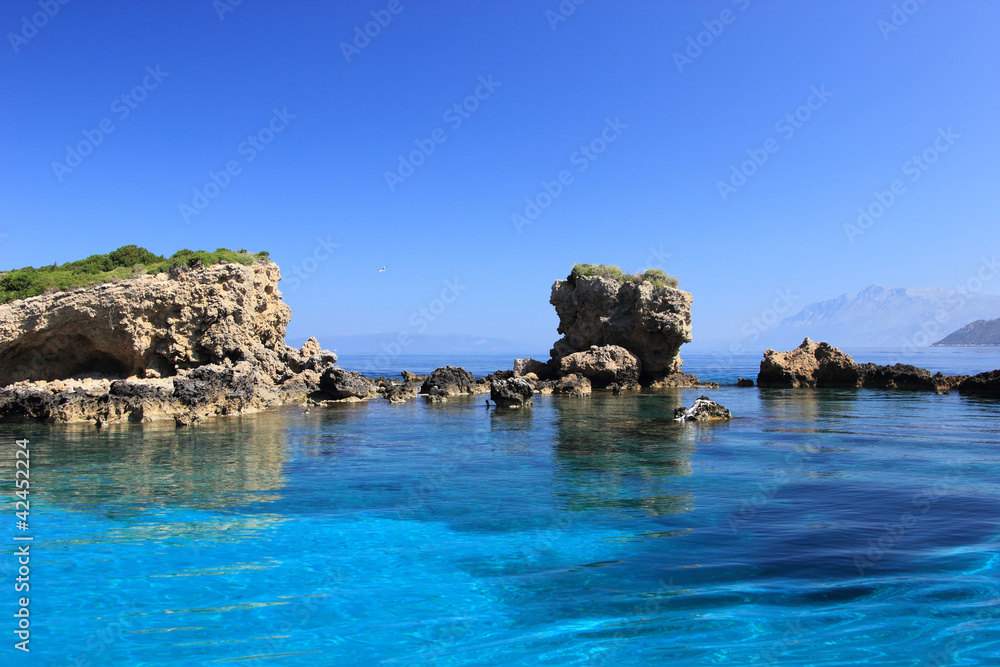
[549,273,692,377]
[317,367,376,401]
[0,261,341,423]
[420,366,489,400]
[557,345,641,388]
[757,338,964,392]
[554,374,591,397]
[674,396,731,422]
[957,370,1000,395]
[646,372,719,389]
[385,381,420,404]
[490,377,533,409]
[737,377,754,387]
[513,357,551,380]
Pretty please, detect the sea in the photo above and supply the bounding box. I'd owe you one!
[3,348,1000,665]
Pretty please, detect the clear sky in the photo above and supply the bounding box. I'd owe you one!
[1,0,998,350]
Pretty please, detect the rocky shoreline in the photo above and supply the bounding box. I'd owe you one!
[0,261,997,425]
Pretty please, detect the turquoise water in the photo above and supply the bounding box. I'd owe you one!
[3,351,1000,665]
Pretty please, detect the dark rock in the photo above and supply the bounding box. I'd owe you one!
[0,385,55,422]
[490,377,534,409]
[420,366,480,397]
[957,370,1000,395]
[554,374,591,397]
[386,381,420,404]
[317,367,376,400]
[647,373,719,389]
[401,370,426,383]
[674,395,732,421]
[736,377,754,387]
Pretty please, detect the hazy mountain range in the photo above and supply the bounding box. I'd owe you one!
[769,285,1000,348]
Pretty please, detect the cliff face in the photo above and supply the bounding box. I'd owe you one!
[0,261,294,386]
[549,275,693,376]
[0,261,343,424]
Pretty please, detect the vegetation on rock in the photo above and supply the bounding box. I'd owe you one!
[569,263,678,289]
[0,246,269,304]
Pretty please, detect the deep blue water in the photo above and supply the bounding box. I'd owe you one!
[3,350,1000,665]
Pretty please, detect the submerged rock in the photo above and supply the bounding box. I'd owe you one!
[647,372,719,389]
[674,396,732,422]
[490,377,534,409]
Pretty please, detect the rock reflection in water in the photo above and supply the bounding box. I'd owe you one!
[552,392,696,516]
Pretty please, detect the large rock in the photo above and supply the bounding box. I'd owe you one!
[554,374,591,397]
[758,338,964,392]
[490,377,534,409]
[0,261,315,385]
[674,396,732,422]
[758,338,860,388]
[558,345,641,388]
[318,367,376,400]
[0,260,343,423]
[549,274,692,377]
[957,370,1000,395]
[513,357,551,380]
[420,366,486,397]
[385,381,420,404]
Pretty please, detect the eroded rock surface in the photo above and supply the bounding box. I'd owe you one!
[490,377,534,409]
[757,338,965,392]
[549,274,692,377]
[674,396,731,422]
[0,261,340,423]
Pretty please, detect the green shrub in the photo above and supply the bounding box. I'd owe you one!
[569,264,678,289]
[0,246,269,305]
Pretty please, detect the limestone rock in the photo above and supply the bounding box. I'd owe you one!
[318,367,376,400]
[554,374,591,397]
[513,357,551,380]
[674,396,732,422]
[549,274,692,376]
[647,373,719,389]
[420,366,479,397]
[490,377,534,409]
[386,381,420,404]
[557,344,641,388]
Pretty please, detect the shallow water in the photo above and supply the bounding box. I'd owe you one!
[3,351,1000,665]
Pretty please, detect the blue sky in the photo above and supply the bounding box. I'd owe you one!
[1,0,998,350]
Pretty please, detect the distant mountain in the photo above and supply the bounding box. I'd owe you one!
[286,332,541,356]
[770,285,1000,348]
[933,318,1000,346]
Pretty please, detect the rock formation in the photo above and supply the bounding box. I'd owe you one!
[757,338,965,392]
[674,396,731,422]
[957,370,1000,395]
[557,345,641,388]
[419,366,489,401]
[490,377,534,409]
[549,273,692,377]
[0,261,343,423]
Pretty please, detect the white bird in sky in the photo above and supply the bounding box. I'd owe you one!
[379,266,387,273]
